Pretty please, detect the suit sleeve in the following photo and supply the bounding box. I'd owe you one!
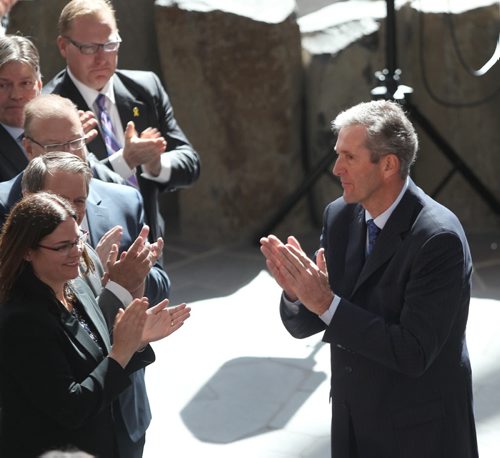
[324,231,470,377]
[128,184,171,304]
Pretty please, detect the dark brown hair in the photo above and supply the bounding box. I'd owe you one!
[0,192,91,303]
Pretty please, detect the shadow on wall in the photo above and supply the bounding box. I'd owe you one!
[180,342,327,443]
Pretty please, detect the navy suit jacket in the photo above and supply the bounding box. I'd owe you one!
[44,69,201,241]
[280,180,478,458]
[0,266,155,457]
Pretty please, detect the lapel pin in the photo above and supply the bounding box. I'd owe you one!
[133,106,140,117]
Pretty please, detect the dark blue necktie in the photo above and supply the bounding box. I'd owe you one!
[367,219,381,256]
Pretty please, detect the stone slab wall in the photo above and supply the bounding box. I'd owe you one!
[155,1,308,243]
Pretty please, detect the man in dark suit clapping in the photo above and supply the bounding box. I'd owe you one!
[261,100,479,458]
[44,0,200,243]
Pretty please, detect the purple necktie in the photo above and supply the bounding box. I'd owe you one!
[95,93,137,186]
[95,93,121,155]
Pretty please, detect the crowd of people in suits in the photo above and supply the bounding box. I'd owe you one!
[0,0,199,457]
[0,1,480,458]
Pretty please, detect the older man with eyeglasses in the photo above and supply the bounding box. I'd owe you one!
[44,0,201,245]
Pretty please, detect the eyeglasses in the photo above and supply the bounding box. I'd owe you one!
[63,35,122,55]
[38,231,89,256]
[26,136,86,154]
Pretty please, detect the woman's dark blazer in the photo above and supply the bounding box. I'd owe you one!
[0,265,155,458]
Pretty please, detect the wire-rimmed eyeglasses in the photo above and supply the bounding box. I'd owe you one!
[25,136,86,154]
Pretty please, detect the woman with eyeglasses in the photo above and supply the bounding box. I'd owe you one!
[0,192,190,458]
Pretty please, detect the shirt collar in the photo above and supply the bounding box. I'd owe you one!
[365,177,409,229]
[1,123,25,141]
[66,67,116,108]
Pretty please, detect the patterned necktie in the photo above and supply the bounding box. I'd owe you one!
[95,93,138,186]
[95,93,121,155]
[367,219,381,256]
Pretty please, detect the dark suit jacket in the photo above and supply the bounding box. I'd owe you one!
[44,69,201,241]
[280,180,478,458]
[0,125,28,182]
[0,265,155,458]
[77,246,153,444]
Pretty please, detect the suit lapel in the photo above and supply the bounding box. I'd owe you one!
[341,207,366,297]
[113,73,150,134]
[70,279,112,352]
[85,179,108,248]
[351,181,423,295]
[57,71,91,111]
[59,290,110,362]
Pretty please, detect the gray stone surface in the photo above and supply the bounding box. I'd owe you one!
[155,0,309,243]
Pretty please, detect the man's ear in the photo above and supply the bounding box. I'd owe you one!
[57,35,68,59]
[35,78,42,96]
[23,138,35,160]
[383,153,400,178]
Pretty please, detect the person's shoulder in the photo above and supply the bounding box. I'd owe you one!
[115,69,160,87]
[407,182,467,242]
[0,173,22,203]
[90,177,142,201]
[324,196,358,221]
[42,69,68,94]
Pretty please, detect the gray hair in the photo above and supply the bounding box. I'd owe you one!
[22,152,92,195]
[332,100,418,178]
[0,35,41,79]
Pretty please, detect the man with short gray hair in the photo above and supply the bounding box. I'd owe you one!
[0,34,41,181]
[261,100,478,458]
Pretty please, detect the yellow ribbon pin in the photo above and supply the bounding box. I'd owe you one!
[133,106,140,117]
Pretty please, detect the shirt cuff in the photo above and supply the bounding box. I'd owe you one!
[108,149,136,179]
[105,280,133,306]
[319,295,341,325]
[141,153,172,184]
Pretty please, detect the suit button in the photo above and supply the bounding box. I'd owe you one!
[344,366,352,374]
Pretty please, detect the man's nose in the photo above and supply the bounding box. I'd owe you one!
[9,84,24,99]
[332,157,342,176]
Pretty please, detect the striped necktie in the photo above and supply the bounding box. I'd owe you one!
[95,93,121,155]
[95,93,137,186]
